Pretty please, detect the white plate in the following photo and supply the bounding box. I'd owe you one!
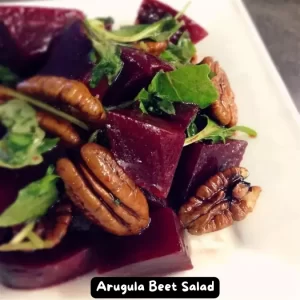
[1,0,300,299]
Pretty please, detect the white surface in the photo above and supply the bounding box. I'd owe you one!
[1,0,300,299]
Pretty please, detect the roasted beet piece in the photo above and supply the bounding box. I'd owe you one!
[0,6,84,76]
[41,24,172,105]
[136,0,208,44]
[169,140,248,209]
[40,21,92,80]
[103,47,173,107]
[0,234,95,289]
[167,104,199,130]
[107,109,185,199]
[95,207,192,276]
[40,20,109,99]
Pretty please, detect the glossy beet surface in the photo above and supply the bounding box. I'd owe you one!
[107,109,185,199]
[136,0,208,44]
[103,47,173,107]
[0,6,84,76]
[169,140,248,209]
[0,234,95,289]
[96,207,193,276]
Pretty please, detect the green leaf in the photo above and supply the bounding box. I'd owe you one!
[0,99,59,169]
[0,86,89,131]
[184,116,257,146]
[160,32,196,66]
[37,138,59,154]
[137,65,218,114]
[84,20,123,87]
[0,65,19,86]
[88,16,183,43]
[157,98,176,115]
[0,166,59,227]
[137,89,176,115]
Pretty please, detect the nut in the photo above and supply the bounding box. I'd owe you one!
[35,201,72,247]
[17,76,106,123]
[37,111,82,147]
[201,56,238,127]
[179,167,261,235]
[134,41,168,56]
[56,143,150,236]
[11,201,72,250]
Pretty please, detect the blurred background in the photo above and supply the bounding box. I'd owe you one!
[245,0,300,110]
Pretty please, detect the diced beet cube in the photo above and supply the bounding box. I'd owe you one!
[107,109,185,199]
[40,21,92,81]
[136,0,208,44]
[95,207,192,276]
[0,6,84,76]
[167,104,199,130]
[0,234,95,289]
[169,140,248,209]
[103,47,173,107]
[40,20,110,99]
[0,22,27,77]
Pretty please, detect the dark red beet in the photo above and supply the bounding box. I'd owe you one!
[0,234,95,289]
[167,104,199,130]
[169,140,248,209]
[0,6,84,77]
[0,6,84,56]
[107,109,185,199]
[0,6,84,76]
[136,0,208,44]
[103,47,173,107]
[40,21,92,80]
[40,20,109,99]
[96,207,192,276]
[0,22,27,77]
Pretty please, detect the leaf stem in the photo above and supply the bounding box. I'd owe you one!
[10,222,35,244]
[27,231,45,249]
[175,1,191,19]
[0,86,89,131]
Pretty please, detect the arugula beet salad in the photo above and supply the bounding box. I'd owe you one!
[0,0,262,290]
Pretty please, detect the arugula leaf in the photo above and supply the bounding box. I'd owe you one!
[160,32,196,66]
[137,65,218,114]
[0,166,59,227]
[0,99,59,169]
[37,138,59,155]
[0,86,89,131]
[184,116,257,146]
[105,16,183,43]
[84,20,123,87]
[138,89,175,115]
[0,65,19,86]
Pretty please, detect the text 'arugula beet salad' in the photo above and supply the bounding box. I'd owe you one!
[0,0,261,290]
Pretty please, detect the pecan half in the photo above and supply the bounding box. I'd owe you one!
[17,76,106,123]
[56,143,150,236]
[11,201,72,250]
[201,56,238,127]
[134,41,168,56]
[179,167,261,235]
[37,111,82,147]
[35,201,72,247]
